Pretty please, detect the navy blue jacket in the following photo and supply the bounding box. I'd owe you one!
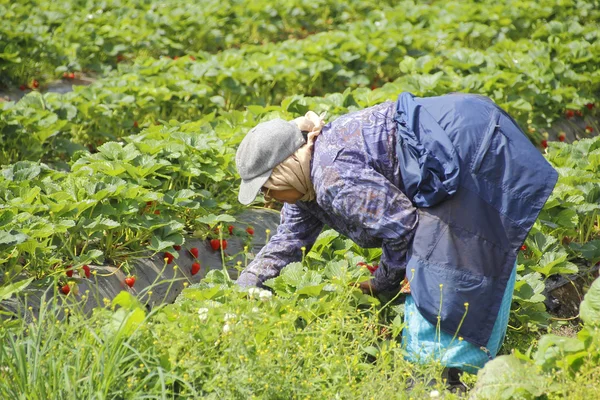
[398,93,557,347]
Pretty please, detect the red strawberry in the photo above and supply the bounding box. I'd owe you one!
[520,245,527,251]
[154,210,160,215]
[174,245,182,251]
[357,261,367,267]
[210,239,220,251]
[191,262,201,275]
[541,139,548,149]
[164,252,175,264]
[68,72,75,79]
[146,201,154,206]
[173,56,179,60]
[82,265,91,278]
[221,239,228,250]
[133,121,139,128]
[586,126,594,134]
[565,110,575,119]
[558,132,566,142]
[190,55,196,61]
[61,284,70,295]
[190,247,199,258]
[228,225,234,235]
[124,276,136,288]
[19,85,26,91]
[246,227,254,235]
[66,266,73,277]
[586,103,594,110]
[32,80,39,88]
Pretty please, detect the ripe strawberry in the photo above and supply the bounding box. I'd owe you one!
[520,245,527,251]
[246,227,254,235]
[124,276,136,288]
[367,264,379,274]
[68,72,75,79]
[541,139,548,149]
[191,262,201,275]
[32,80,39,88]
[174,245,182,251]
[164,252,174,264]
[586,103,594,110]
[565,110,574,119]
[82,265,91,278]
[66,266,73,277]
[61,284,70,295]
[558,132,566,142]
[154,210,160,215]
[190,247,199,258]
[228,225,234,235]
[586,126,594,134]
[133,121,139,128]
[575,110,583,117]
[19,85,26,91]
[210,239,220,251]
[221,239,228,250]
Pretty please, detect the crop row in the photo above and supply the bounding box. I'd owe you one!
[0,0,388,86]
[0,121,239,286]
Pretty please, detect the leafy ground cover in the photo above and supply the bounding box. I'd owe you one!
[1,0,600,398]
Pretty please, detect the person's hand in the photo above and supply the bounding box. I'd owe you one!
[358,280,376,295]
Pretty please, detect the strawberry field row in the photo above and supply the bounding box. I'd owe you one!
[0,0,387,87]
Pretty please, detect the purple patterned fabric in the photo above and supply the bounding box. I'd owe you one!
[237,101,418,292]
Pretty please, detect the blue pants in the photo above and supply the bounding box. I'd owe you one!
[402,263,517,374]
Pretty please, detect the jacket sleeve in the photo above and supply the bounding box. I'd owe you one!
[236,203,324,288]
[318,164,418,293]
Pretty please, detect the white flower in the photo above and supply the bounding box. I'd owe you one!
[258,290,272,301]
[251,307,260,313]
[223,323,231,334]
[248,287,261,298]
[429,390,440,398]
[224,313,237,322]
[197,307,209,322]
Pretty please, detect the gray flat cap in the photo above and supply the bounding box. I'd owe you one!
[236,118,305,205]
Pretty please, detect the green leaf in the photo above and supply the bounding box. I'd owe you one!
[533,334,586,372]
[0,230,28,250]
[0,278,33,302]
[530,251,573,278]
[112,291,143,311]
[570,240,600,264]
[296,283,326,296]
[580,277,600,326]
[103,307,146,338]
[281,263,304,287]
[324,259,349,281]
[196,213,235,226]
[471,355,548,399]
